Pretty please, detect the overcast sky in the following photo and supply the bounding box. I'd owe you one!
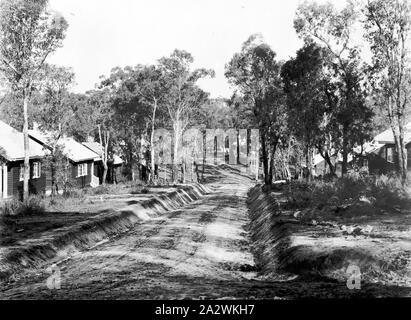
[47,0,335,98]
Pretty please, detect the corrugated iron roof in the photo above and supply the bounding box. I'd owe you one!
[28,129,99,163]
[0,120,47,161]
[374,122,411,144]
[83,141,123,165]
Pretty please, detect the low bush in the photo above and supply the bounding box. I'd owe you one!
[63,188,85,199]
[0,196,45,217]
[285,174,411,213]
[131,186,150,194]
[89,185,111,195]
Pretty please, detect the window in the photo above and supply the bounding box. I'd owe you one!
[33,162,41,179]
[386,146,394,163]
[19,164,24,181]
[77,163,88,177]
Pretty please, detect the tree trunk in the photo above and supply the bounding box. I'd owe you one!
[305,148,311,183]
[182,160,186,183]
[268,137,278,184]
[324,152,335,176]
[102,163,108,185]
[150,99,157,184]
[393,123,408,183]
[260,130,270,185]
[51,160,56,197]
[201,130,206,182]
[99,125,109,185]
[23,93,30,201]
[172,120,181,184]
[341,124,348,177]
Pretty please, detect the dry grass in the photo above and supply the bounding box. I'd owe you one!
[284,174,411,215]
[0,196,45,217]
[248,183,411,289]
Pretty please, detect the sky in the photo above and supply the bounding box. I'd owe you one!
[46,0,323,98]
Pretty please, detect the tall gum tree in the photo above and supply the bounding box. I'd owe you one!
[86,89,114,185]
[363,0,411,182]
[101,65,168,183]
[33,64,75,195]
[294,1,373,177]
[282,43,338,178]
[158,50,214,183]
[0,0,68,199]
[225,34,287,185]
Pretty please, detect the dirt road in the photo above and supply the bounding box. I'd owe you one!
[1,168,409,299]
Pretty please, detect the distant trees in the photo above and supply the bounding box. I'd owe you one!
[363,0,411,183]
[100,66,156,182]
[101,64,166,183]
[86,89,114,185]
[225,34,287,185]
[0,0,68,199]
[100,50,213,184]
[33,64,75,195]
[282,43,338,177]
[158,50,214,182]
[293,1,374,177]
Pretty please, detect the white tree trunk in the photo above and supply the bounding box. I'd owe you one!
[150,99,157,184]
[23,93,30,201]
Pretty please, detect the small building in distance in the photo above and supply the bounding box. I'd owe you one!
[82,139,124,184]
[363,122,411,175]
[313,122,411,177]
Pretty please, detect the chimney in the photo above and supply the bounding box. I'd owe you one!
[87,135,95,143]
[32,122,39,131]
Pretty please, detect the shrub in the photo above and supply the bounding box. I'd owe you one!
[131,186,150,194]
[284,174,411,213]
[63,189,85,199]
[0,196,45,217]
[0,199,22,216]
[90,185,111,195]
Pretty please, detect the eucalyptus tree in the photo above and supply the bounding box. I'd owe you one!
[158,50,214,182]
[225,34,287,185]
[294,1,373,176]
[0,0,68,199]
[282,43,338,177]
[101,64,168,183]
[363,0,411,182]
[32,64,75,195]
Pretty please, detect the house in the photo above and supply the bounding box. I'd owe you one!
[0,120,48,199]
[362,122,411,175]
[28,129,100,190]
[313,122,411,177]
[82,140,124,184]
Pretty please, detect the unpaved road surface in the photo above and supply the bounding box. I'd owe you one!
[1,168,409,299]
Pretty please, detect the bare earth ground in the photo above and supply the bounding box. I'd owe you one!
[0,186,177,247]
[266,188,411,287]
[1,167,410,299]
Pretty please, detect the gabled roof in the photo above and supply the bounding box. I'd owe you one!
[373,122,411,144]
[81,141,103,162]
[83,141,124,165]
[0,120,47,161]
[28,129,99,163]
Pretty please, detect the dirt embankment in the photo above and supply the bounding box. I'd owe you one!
[0,184,211,283]
[247,185,411,290]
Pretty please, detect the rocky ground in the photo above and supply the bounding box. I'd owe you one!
[1,167,410,299]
